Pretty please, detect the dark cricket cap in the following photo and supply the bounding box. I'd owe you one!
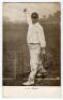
[31,12,39,19]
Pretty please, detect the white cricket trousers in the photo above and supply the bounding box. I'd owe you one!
[28,44,43,82]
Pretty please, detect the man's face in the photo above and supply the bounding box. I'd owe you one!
[32,18,38,24]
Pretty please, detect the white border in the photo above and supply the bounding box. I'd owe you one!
[3,86,61,98]
[1,0,61,2]
[0,0,62,99]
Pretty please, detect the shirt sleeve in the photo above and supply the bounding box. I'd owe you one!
[38,25,46,48]
[26,12,32,25]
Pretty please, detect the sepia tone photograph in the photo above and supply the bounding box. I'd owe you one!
[3,2,61,86]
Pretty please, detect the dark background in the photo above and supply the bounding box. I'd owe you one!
[3,11,61,86]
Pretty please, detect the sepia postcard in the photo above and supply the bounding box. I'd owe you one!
[2,1,61,98]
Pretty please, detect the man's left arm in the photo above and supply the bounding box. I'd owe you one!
[38,26,46,55]
[38,26,47,63]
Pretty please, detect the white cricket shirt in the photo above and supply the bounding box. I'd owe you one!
[27,22,46,48]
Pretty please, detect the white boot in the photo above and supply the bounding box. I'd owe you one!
[23,80,34,85]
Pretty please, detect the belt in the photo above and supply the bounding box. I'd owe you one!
[29,43,40,45]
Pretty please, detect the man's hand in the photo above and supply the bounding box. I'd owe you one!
[41,48,46,55]
[41,48,47,62]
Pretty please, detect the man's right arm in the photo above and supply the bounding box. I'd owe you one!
[23,8,32,25]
